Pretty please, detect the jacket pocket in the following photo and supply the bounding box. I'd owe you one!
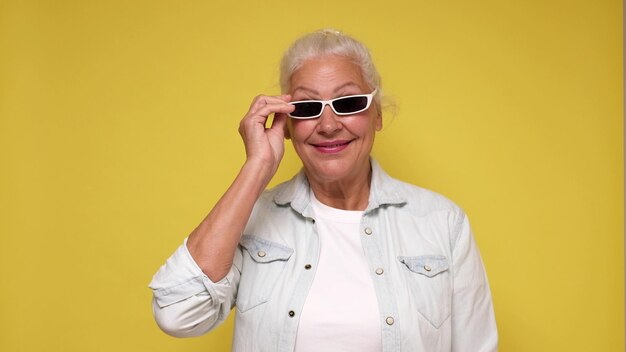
[236,235,293,313]
[398,255,451,328]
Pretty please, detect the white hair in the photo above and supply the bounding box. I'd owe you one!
[279,29,382,108]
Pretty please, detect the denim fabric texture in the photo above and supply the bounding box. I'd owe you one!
[150,160,498,351]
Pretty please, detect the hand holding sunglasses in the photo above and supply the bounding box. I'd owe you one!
[288,89,378,119]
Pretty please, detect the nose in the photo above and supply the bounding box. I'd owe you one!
[316,104,342,134]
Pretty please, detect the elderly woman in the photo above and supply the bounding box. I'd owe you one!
[150,29,497,351]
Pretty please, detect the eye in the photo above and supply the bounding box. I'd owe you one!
[290,102,323,118]
[332,96,368,114]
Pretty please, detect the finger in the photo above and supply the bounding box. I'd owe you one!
[239,102,294,135]
[247,102,292,122]
[249,94,293,111]
[248,102,295,121]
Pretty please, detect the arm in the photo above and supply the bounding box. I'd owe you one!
[450,211,498,351]
[149,95,295,337]
[188,94,295,282]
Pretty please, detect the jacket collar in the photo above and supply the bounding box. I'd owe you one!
[273,158,407,216]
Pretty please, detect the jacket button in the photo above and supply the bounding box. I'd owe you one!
[364,227,373,235]
[257,251,266,258]
[386,316,394,325]
[304,264,312,270]
[424,265,432,272]
[288,310,295,317]
[375,268,384,275]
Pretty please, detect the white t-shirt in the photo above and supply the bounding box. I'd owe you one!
[294,194,382,352]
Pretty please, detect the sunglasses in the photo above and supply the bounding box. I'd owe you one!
[288,89,378,119]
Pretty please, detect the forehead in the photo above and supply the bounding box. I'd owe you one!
[289,55,368,94]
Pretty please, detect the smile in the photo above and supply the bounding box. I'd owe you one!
[311,140,352,154]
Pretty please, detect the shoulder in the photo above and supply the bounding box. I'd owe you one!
[371,160,463,218]
[392,177,463,216]
[256,175,300,209]
[250,185,290,218]
[377,171,469,252]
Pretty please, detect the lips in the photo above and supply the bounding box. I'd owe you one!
[311,140,352,154]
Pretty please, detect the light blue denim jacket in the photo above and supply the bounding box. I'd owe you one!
[150,160,498,351]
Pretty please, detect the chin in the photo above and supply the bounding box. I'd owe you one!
[305,158,367,183]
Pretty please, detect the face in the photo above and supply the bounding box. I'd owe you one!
[286,55,382,185]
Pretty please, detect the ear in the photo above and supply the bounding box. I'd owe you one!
[375,112,383,131]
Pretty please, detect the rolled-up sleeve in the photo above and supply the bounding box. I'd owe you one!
[450,211,498,351]
[149,238,240,337]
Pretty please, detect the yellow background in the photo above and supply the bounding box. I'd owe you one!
[0,0,622,351]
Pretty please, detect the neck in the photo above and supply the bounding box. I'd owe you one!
[306,166,372,211]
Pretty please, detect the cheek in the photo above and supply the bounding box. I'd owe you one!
[355,117,380,139]
[289,120,315,142]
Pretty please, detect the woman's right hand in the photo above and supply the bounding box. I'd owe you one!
[238,94,295,180]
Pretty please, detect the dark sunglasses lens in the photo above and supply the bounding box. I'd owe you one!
[332,96,368,114]
[291,102,322,117]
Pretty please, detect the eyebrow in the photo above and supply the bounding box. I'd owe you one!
[291,82,361,96]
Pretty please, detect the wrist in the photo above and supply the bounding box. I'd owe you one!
[241,158,276,189]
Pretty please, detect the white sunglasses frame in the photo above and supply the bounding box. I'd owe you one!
[288,88,378,119]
